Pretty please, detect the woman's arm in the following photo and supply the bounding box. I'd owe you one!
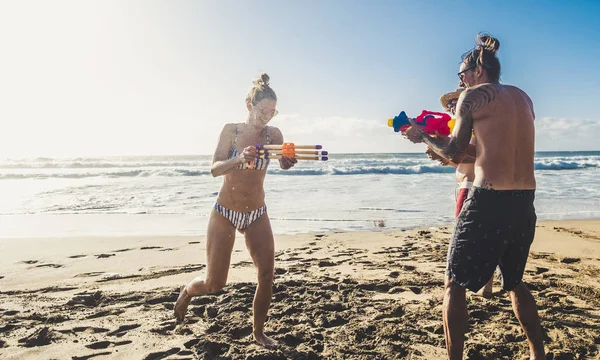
[210,124,245,177]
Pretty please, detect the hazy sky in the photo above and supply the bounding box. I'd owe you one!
[1,0,599,158]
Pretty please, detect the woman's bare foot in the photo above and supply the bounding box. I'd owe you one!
[474,288,493,298]
[254,331,278,348]
[474,278,493,298]
[174,285,192,323]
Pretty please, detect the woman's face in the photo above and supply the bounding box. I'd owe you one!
[447,100,458,115]
[249,98,278,127]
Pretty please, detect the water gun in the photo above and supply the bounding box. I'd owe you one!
[248,143,328,168]
[387,110,454,136]
[258,143,328,160]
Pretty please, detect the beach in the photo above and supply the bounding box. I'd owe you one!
[1,220,599,359]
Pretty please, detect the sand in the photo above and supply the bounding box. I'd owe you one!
[1,220,600,359]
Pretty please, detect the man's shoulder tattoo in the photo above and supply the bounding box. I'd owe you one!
[459,85,501,116]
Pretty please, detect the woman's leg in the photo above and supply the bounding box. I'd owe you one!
[243,213,277,348]
[174,209,237,323]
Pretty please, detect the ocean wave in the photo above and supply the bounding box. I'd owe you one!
[534,159,600,170]
[1,155,597,179]
[0,161,209,169]
[0,169,211,180]
[269,165,457,175]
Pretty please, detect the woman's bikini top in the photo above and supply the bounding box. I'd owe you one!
[228,124,270,170]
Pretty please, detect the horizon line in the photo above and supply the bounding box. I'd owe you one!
[3,149,600,160]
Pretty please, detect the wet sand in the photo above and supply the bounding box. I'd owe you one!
[1,220,599,359]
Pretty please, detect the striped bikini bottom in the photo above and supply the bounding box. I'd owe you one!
[213,203,267,231]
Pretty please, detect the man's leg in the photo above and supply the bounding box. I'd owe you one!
[501,192,545,359]
[509,283,545,359]
[443,277,468,360]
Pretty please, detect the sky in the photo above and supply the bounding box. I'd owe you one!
[1,0,599,158]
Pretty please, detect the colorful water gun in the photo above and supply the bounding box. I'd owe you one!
[249,143,328,168]
[387,110,454,136]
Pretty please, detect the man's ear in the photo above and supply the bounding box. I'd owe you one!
[475,65,483,78]
[246,101,252,111]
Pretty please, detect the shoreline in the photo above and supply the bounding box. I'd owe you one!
[1,215,600,240]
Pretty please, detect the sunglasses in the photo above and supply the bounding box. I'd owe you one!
[457,66,476,80]
[255,104,279,117]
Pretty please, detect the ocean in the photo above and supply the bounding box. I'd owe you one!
[0,151,598,238]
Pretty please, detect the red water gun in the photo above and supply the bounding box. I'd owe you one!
[387,110,452,136]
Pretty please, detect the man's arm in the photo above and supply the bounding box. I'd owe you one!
[407,85,499,163]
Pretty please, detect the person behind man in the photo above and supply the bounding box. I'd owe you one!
[425,89,494,298]
[406,33,545,360]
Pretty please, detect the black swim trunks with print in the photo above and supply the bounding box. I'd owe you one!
[446,187,537,292]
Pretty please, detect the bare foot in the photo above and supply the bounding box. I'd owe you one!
[254,331,278,348]
[473,288,493,298]
[174,285,192,323]
[473,278,493,298]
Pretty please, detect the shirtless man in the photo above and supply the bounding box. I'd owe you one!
[407,34,545,360]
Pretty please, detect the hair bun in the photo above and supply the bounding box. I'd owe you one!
[253,73,270,87]
[476,33,500,54]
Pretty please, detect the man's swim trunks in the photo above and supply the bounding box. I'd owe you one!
[447,187,536,292]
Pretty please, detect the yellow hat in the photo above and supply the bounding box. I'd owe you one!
[439,88,464,112]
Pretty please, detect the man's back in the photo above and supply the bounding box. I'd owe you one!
[470,84,536,190]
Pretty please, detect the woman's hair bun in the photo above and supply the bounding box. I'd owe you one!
[253,73,270,87]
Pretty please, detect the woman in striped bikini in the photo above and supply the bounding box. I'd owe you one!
[174,73,296,348]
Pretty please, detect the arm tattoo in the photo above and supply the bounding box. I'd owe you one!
[414,85,500,163]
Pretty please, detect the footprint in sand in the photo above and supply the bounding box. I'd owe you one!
[86,309,125,319]
[107,324,141,337]
[143,348,181,360]
[229,325,253,339]
[113,248,134,253]
[40,286,77,293]
[232,260,253,268]
[71,351,112,360]
[318,260,337,267]
[71,326,109,334]
[35,263,64,269]
[68,254,87,259]
[67,291,104,307]
[0,324,18,334]
[75,272,105,278]
[140,246,162,250]
[95,254,115,259]
[188,241,201,244]
[150,321,177,335]
[21,260,38,264]
[18,327,60,347]
[0,275,4,280]
[85,340,132,349]
[560,257,581,264]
